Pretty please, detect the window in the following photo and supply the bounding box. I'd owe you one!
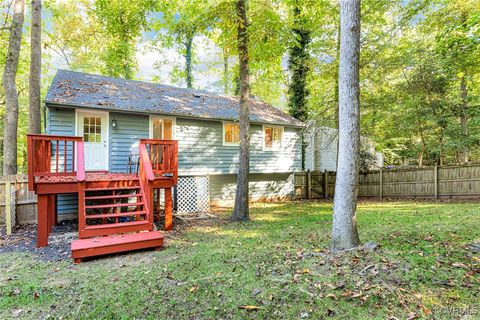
[264,126,283,150]
[151,117,174,139]
[83,116,102,142]
[223,122,240,145]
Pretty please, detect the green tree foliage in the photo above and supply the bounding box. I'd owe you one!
[306,0,480,166]
[151,0,214,88]
[94,0,157,79]
[1,0,480,171]
[287,4,311,121]
[45,0,105,73]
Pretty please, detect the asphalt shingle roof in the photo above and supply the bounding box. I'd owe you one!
[45,70,304,127]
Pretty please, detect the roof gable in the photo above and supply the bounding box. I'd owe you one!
[45,70,304,127]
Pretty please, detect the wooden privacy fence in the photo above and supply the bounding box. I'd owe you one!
[294,164,480,200]
[0,175,37,231]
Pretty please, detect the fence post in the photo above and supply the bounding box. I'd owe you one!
[306,170,311,200]
[434,164,438,199]
[324,170,328,198]
[379,168,383,201]
[5,177,12,235]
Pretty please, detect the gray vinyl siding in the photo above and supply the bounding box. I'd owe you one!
[109,112,149,172]
[47,107,302,214]
[209,173,294,205]
[175,118,302,175]
[47,107,78,215]
[48,107,75,136]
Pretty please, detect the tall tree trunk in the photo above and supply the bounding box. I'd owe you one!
[184,34,194,88]
[331,0,361,251]
[418,144,424,167]
[418,127,426,167]
[231,0,250,221]
[459,74,469,164]
[29,0,42,134]
[2,0,25,175]
[334,17,341,168]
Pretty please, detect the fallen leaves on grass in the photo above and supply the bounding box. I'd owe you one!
[189,286,198,293]
[406,311,417,320]
[238,305,261,311]
[326,293,338,300]
[10,287,21,296]
[11,309,23,317]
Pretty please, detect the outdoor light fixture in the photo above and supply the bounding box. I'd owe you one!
[111,119,117,128]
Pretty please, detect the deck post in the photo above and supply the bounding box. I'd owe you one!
[47,195,56,232]
[78,182,86,238]
[37,194,49,247]
[147,183,154,225]
[155,188,161,222]
[306,170,311,200]
[379,168,383,201]
[164,187,173,231]
[5,178,12,235]
[324,170,328,198]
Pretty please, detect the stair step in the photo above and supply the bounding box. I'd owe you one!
[84,220,149,230]
[71,231,163,263]
[85,186,140,192]
[85,194,141,200]
[85,202,144,210]
[86,211,146,219]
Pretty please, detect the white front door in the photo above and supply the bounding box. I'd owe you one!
[77,111,108,171]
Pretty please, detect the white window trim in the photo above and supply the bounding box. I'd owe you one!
[263,124,284,151]
[222,121,240,146]
[149,115,176,139]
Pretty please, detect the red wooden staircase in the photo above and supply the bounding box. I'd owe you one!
[71,176,163,263]
[81,180,150,238]
[27,135,177,263]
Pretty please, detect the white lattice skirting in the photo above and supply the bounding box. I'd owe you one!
[177,176,210,213]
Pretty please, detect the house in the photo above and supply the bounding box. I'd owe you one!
[304,125,383,172]
[45,70,304,217]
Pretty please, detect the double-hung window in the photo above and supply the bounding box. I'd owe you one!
[223,122,240,145]
[263,125,283,150]
[150,116,174,139]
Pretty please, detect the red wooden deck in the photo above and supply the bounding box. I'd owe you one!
[37,172,138,183]
[27,134,178,262]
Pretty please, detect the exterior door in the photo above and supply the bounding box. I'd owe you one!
[77,111,108,171]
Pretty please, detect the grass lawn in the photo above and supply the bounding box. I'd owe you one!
[1,201,479,319]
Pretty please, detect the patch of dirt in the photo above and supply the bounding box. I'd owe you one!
[0,220,77,261]
[0,212,228,262]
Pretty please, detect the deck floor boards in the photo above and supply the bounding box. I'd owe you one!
[37,172,173,183]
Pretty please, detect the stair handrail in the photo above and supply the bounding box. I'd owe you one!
[139,143,154,181]
[138,142,154,224]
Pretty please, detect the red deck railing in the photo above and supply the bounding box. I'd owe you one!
[140,139,178,184]
[27,134,85,191]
